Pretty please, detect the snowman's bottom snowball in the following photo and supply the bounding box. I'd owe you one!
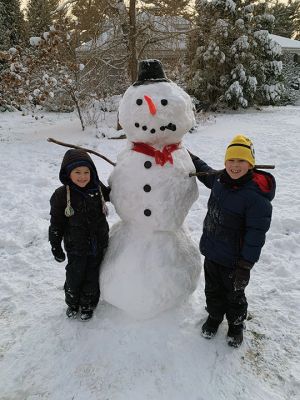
[100,222,201,320]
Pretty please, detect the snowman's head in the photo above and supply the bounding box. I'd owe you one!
[118,60,195,146]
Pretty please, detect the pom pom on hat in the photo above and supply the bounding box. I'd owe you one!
[225,135,255,167]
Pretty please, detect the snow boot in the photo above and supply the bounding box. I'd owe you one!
[66,306,79,319]
[201,316,222,339]
[227,323,244,348]
[80,309,93,321]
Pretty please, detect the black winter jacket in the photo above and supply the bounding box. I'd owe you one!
[191,156,276,268]
[49,149,110,256]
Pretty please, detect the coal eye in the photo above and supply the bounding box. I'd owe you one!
[136,99,143,105]
[161,99,168,106]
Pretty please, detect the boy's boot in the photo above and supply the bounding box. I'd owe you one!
[80,309,93,321]
[201,316,222,339]
[227,323,244,348]
[66,306,79,319]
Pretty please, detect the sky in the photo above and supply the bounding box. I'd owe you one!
[0,100,299,399]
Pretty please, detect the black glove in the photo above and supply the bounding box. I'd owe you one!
[51,246,66,263]
[234,260,253,291]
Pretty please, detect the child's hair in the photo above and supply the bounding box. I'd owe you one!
[224,135,255,167]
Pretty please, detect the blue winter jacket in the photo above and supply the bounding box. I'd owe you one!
[192,156,276,268]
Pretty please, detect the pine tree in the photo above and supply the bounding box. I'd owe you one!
[268,0,300,39]
[294,1,300,39]
[0,0,25,50]
[71,0,113,42]
[49,0,60,9]
[26,0,59,37]
[280,53,300,104]
[142,0,192,17]
[0,3,7,50]
[188,0,241,109]
[188,0,284,109]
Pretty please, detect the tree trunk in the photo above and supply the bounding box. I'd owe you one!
[128,0,137,83]
[71,92,85,131]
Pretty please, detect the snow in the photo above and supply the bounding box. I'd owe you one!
[232,35,250,51]
[254,31,282,57]
[270,34,300,51]
[118,81,195,146]
[0,105,300,399]
[262,83,285,102]
[101,80,200,318]
[29,36,43,47]
[101,223,201,319]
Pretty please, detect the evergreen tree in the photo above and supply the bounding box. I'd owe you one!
[142,0,192,17]
[294,1,300,39]
[268,0,300,39]
[26,0,59,37]
[0,0,25,50]
[71,0,113,42]
[0,3,7,50]
[188,0,284,109]
[49,0,60,9]
[280,53,300,104]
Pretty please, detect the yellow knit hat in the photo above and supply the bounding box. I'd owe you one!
[224,135,255,167]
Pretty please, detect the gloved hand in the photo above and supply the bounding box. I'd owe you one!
[51,246,66,263]
[234,260,253,291]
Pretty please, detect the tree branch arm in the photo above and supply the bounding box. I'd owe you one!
[189,165,275,177]
[47,137,116,166]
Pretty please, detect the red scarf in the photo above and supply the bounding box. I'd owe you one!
[132,142,181,166]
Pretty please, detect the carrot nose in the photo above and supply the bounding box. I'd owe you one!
[144,95,156,115]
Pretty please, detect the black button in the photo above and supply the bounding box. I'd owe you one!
[144,161,152,169]
[144,209,151,216]
[143,184,151,192]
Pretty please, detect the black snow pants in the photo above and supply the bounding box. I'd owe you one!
[204,258,248,325]
[64,251,104,311]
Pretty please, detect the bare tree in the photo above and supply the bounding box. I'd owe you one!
[55,0,195,83]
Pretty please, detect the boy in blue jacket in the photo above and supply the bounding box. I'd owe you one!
[190,135,276,348]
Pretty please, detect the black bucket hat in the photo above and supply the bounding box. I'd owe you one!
[133,59,170,86]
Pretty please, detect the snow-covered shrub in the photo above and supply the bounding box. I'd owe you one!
[279,53,300,105]
[187,0,285,109]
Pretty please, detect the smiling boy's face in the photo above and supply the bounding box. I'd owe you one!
[225,159,251,180]
[70,166,91,187]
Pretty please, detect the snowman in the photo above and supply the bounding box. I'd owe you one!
[100,59,201,319]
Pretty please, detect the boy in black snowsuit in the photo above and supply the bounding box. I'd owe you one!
[49,149,110,321]
[190,135,276,347]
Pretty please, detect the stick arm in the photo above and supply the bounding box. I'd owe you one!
[47,137,116,166]
[189,165,275,177]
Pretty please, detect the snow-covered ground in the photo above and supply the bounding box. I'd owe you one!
[0,106,299,400]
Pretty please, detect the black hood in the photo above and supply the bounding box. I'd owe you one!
[59,149,100,187]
